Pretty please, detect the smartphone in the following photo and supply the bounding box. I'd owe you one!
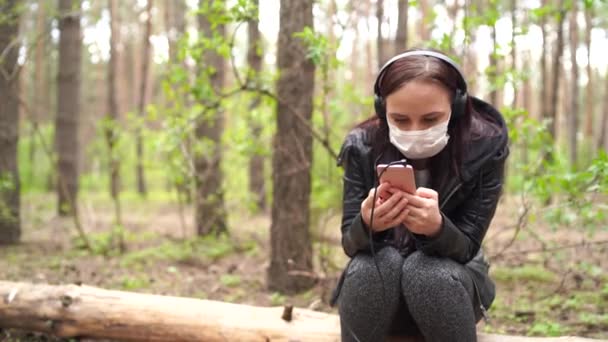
[376,164,416,194]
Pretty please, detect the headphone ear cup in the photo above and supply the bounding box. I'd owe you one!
[374,95,386,120]
[451,90,467,120]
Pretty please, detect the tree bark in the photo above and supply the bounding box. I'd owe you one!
[0,0,21,244]
[510,0,518,108]
[568,0,579,168]
[107,0,121,202]
[135,0,153,197]
[539,0,549,123]
[268,0,315,293]
[546,0,566,162]
[0,281,599,342]
[165,0,186,63]
[489,22,500,107]
[376,0,386,68]
[56,0,82,217]
[194,0,227,236]
[395,0,408,53]
[599,54,608,151]
[247,0,266,212]
[583,4,594,157]
[418,0,431,42]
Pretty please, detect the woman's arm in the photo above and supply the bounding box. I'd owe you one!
[339,140,374,258]
[413,159,506,263]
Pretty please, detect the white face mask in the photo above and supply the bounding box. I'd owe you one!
[387,115,451,159]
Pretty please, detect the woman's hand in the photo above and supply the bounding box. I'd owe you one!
[402,187,443,236]
[361,182,409,232]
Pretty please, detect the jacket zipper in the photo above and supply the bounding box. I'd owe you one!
[439,182,462,209]
[471,277,490,322]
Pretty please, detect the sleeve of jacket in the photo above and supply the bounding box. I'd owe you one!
[337,133,373,258]
[414,158,506,263]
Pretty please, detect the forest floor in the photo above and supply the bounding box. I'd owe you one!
[1,192,607,341]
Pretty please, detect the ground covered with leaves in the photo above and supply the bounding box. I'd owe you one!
[1,193,607,341]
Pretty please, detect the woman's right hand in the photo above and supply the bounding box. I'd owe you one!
[360,182,409,232]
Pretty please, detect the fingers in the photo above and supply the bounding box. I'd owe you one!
[386,208,410,227]
[383,195,409,221]
[403,192,427,208]
[416,187,438,200]
[372,191,405,218]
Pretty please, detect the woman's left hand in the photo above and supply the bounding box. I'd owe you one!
[401,187,443,237]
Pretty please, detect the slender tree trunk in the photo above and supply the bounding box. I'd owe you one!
[0,0,21,244]
[418,0,431,42]
[365,0,374,95]
[547,2,566,152]
[107,0,122,227]
[268,0,316,293]
[599,58,608,151]
[568,1,579,168]
[56,0,82,217]
[30,2,47,185]
[539,0,549,123]
[511,0,518,108]
[489,23,499,107]
[376,0,386,68]
[247,0,266,212]
[135,0,152,196]
[194,0,227,236]
[584,4,594,158]
[395,0,408,53]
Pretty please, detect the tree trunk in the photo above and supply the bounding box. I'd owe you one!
[583,4,594,158]
[376,0,386,68]
[194,0,227,236]
[568,1,579,168]
[56,0,82,217]
[511,0,518,108]
[165,0,186,63]
[418,0,431,42]
[135,0,152,197]
[0,281,599,342]
[0,0,21,244]
[365,0,374,95]
[539,0,549,123]
[30,2,47,184]
[599,57,608,151]
[268,0,316,293]
[395,0,408,53]
[247,0,266,212]
[489,22,500,107]
[107,0,123,228]
[548,2,566,150]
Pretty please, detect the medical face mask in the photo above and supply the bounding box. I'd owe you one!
[387,115,451,159]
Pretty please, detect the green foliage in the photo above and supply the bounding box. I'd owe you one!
[528,321,569,337]
[220,274,242,287]
[270,291,286,306]
[492,265,557,284]
[118,234,243,267]
[121,274,151,290]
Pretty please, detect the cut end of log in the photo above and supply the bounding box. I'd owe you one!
[281,304,294,322]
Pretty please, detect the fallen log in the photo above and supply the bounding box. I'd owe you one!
[0,281,601,341]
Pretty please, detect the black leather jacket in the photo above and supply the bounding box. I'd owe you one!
[332,97,509,315]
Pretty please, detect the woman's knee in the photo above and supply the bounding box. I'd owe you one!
[400,251,473,296]
[339,247,404,303]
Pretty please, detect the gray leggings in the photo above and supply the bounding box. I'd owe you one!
[337,247,480,342]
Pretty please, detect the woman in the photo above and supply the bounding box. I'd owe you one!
[331,49,509,341]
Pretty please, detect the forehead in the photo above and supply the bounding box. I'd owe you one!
[385,79,451,113]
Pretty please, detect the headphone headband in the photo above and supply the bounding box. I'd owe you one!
[373,50,469,122]
[374,50,468,96]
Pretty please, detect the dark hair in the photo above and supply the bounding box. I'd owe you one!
[357,47,494,190]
